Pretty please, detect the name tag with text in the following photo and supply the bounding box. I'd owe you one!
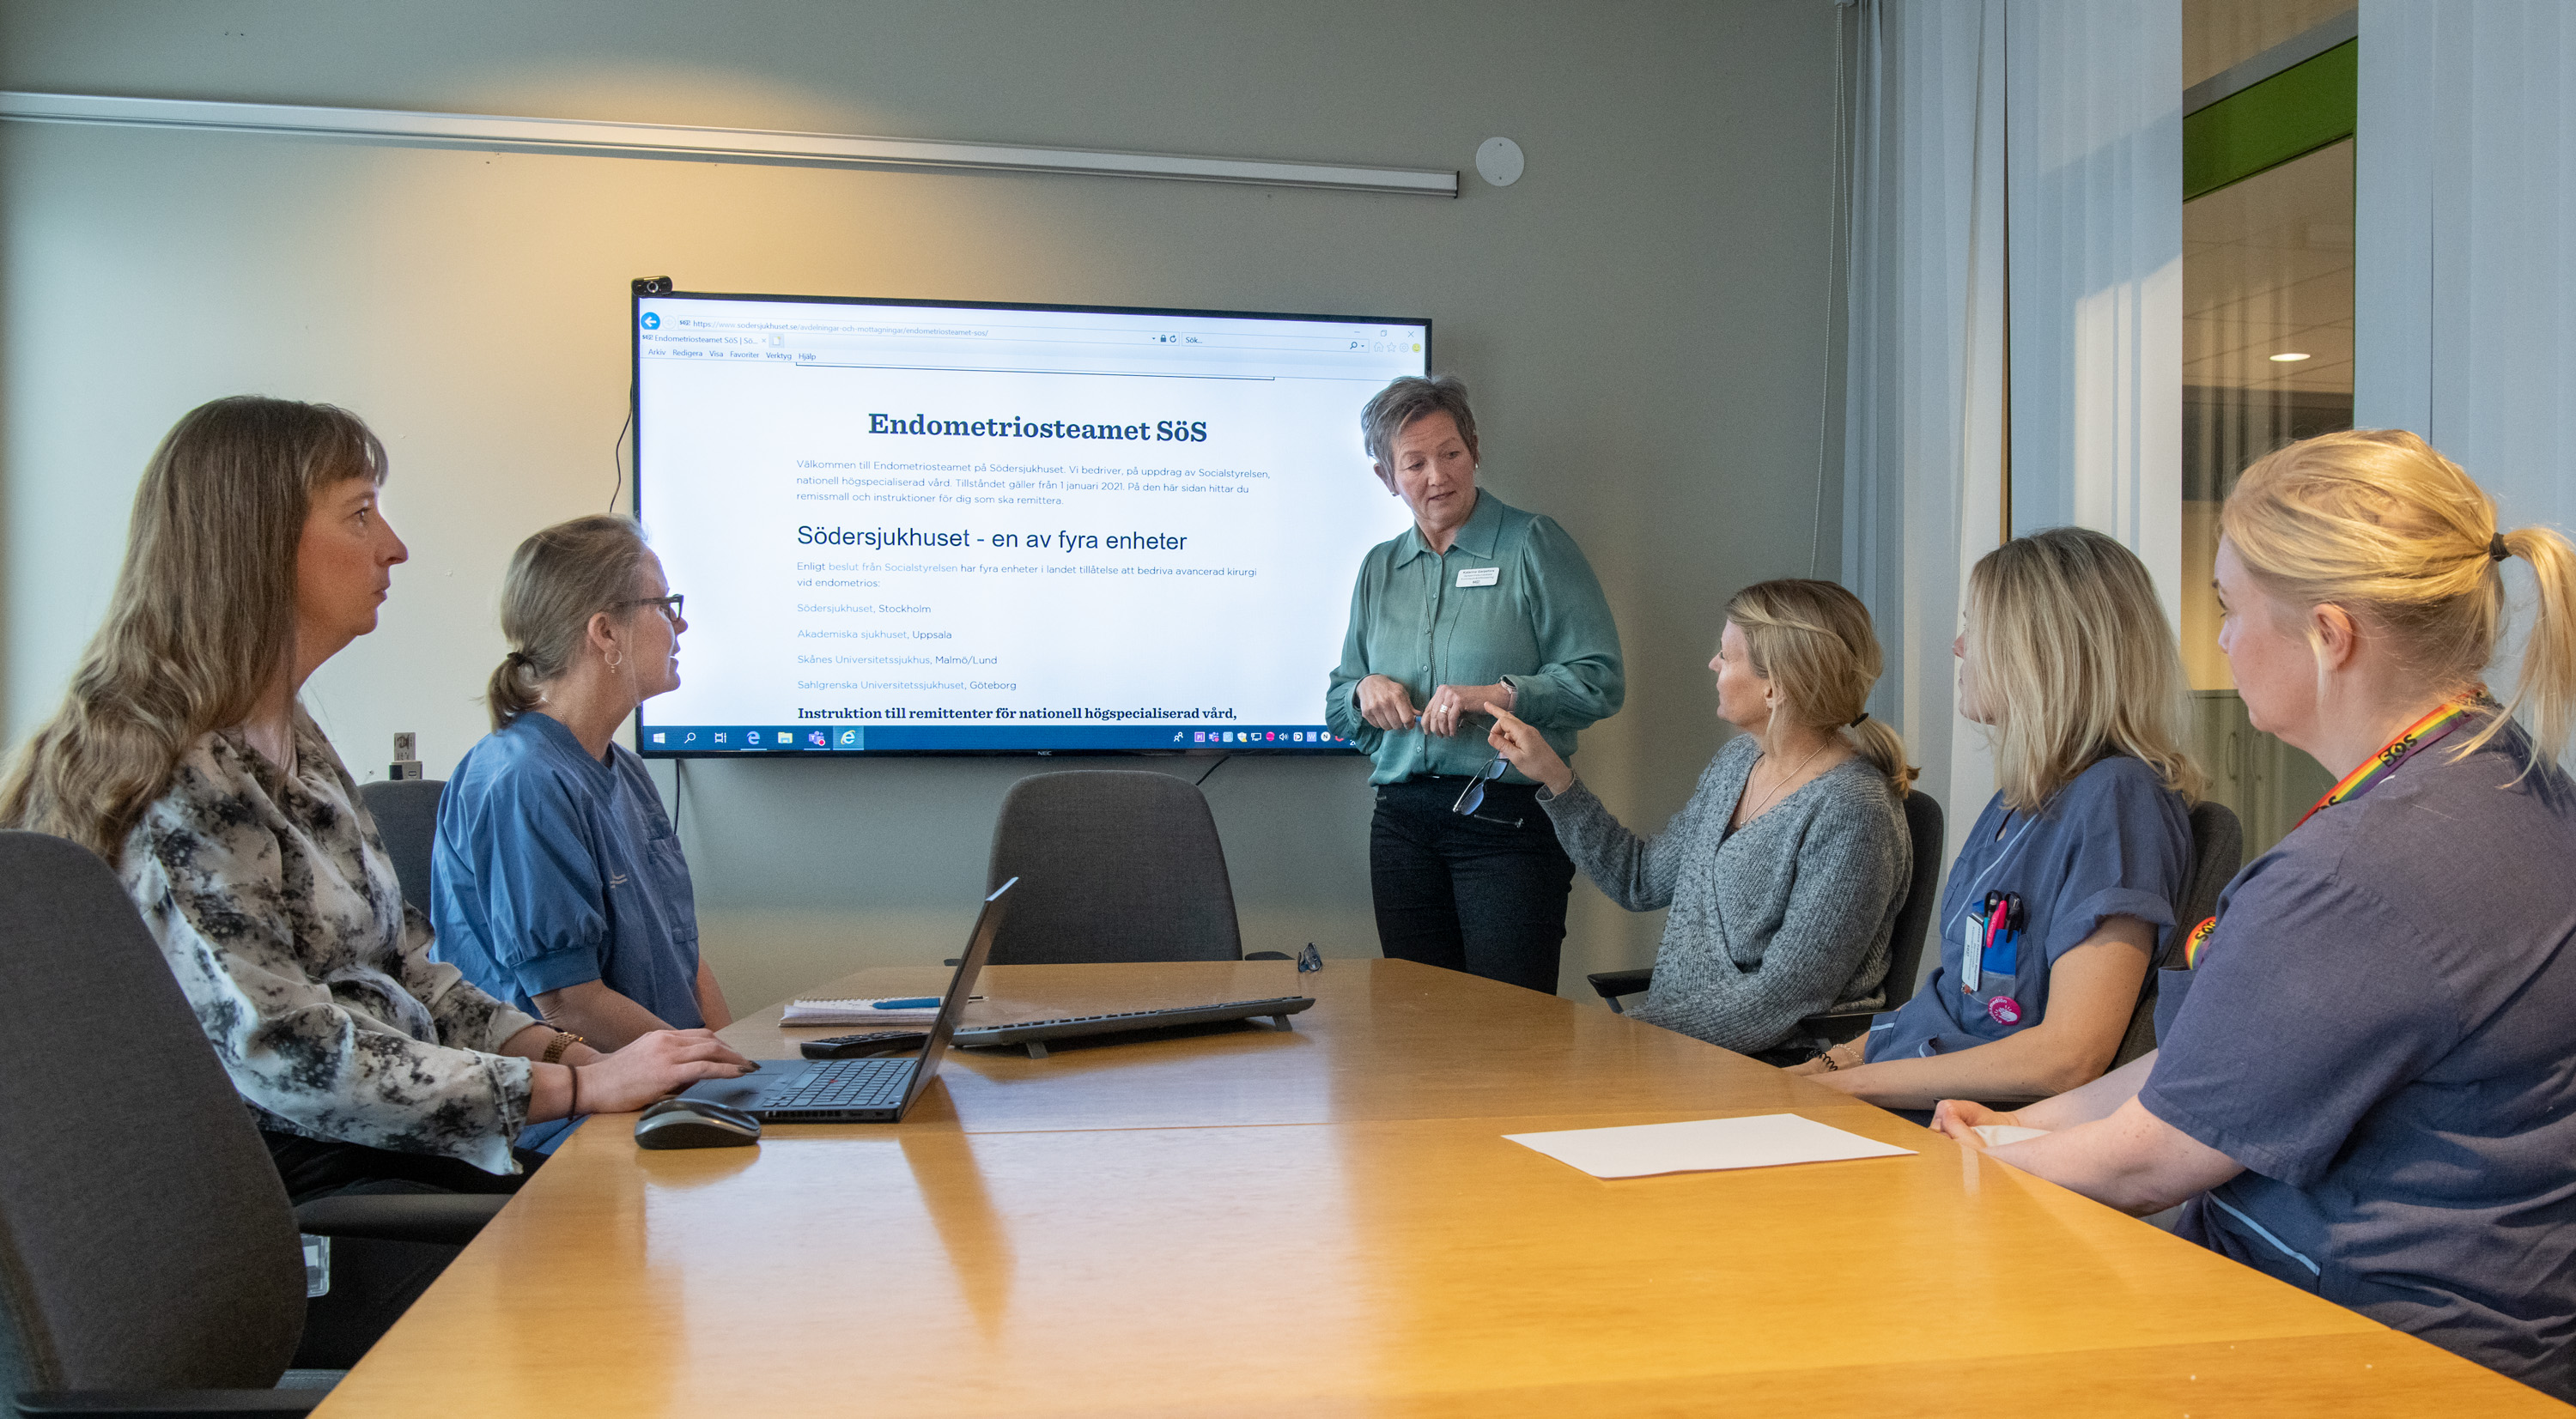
[1455,567,1500,588]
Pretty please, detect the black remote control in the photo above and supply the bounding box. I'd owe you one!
[799,1029,931,1059]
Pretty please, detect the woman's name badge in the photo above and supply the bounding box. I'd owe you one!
[1959,916,1984,993]
[1455,567,1500,587]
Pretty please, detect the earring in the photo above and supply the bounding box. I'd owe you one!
[607,652,624,672]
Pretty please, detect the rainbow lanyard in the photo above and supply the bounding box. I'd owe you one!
[2188,700,2476,971]
[2293,700,2477,833]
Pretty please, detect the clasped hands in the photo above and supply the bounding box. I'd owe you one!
[1355,674,1514,740]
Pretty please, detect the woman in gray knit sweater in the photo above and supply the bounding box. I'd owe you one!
[1485,580,1911,1054]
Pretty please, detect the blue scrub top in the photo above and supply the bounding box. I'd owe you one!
[1864,755,2187,1062]
[2143,718,2576,1400]
[429,713,704,1031]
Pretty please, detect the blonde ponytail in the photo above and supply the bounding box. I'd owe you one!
[2502,525,2576,765]
[2222,429,2576,767]
[1846,714,1918,797]
[1726,579,1917,797]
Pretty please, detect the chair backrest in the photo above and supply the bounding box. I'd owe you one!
[2111,799,2245,1068]
[982,771,1243,965]
[1880,788,1947,1004]
[358,778,445,915]
[0,832,304,1403]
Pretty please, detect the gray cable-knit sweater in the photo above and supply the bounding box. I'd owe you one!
[1541,735,1911,1052]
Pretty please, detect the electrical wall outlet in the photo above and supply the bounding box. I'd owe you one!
[390,731,423,781]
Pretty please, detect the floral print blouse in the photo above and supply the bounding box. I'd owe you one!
[120,713,540,1174]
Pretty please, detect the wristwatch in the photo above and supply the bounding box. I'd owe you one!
[542,1031,586,1064]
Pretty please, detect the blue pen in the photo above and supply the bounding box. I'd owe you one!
[872,997,942,1010]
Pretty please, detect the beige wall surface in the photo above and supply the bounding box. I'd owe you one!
[0,1,1842,1011]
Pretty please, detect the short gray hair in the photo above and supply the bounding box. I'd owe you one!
[1360,374,1479,467]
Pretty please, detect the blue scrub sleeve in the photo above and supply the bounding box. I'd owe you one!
[2140,860,2460,1188]
[2036,766,2186,965]
[465,771,612,999]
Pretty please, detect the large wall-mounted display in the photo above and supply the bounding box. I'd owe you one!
[634,289,1428,756]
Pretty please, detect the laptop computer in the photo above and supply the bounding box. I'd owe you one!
[677,877,1012,1123]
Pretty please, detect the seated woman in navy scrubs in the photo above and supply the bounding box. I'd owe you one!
[1790,526,2197,1108]
[1935,432,2576,1400]
[431,515,731,1114]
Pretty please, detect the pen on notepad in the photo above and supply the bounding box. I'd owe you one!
[872,996,982,1009]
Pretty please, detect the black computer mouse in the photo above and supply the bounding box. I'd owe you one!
[634,1096,762,1149]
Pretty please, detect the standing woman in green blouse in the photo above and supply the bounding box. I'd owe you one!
[1326,376,1625,994]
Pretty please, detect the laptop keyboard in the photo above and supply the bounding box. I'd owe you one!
[766,1057,913,1111]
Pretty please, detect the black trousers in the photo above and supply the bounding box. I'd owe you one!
[264,1131,545,1370]
[1369,778,1577,994]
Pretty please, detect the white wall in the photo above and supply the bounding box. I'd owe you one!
[1,1,1844,1011]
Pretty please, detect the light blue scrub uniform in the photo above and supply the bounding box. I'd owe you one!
[430,713,703,1149]
[1864,755,2188,1062]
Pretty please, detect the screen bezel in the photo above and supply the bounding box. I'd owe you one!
[628,287,1431,761]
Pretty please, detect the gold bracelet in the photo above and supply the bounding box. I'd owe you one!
[542,1031,585,1065]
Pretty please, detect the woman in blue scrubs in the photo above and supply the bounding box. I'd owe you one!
[1792,527,2198,1109]
[1937,431,2576,1400]
[432,515,729,1081]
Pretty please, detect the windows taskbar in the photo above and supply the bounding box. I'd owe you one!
[637,725,1360,754]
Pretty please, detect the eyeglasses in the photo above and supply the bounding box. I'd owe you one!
[613,593,684,624]
[1297,943,1322,973]
[1451,756,1510,816]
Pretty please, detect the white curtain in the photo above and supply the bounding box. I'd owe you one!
[2355,1,2576,543]
[1841,0,2010,856]
[2006,0,2185,632]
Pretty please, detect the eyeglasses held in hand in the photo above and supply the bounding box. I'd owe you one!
[612,593,685,624]
[1451,757,1510,816]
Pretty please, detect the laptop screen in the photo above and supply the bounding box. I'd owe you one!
[902,876,1014,1108]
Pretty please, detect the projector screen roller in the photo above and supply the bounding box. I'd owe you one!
[632,290,1428,756]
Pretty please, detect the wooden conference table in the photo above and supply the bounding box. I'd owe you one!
[315,958,2566,1416]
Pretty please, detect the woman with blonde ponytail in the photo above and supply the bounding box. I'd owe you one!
[431,515,732,1106]
[1485,579,1911,1055]
[1935,431,2576,1401]
[1801,526,2197,1109]
[0,398,749,1201]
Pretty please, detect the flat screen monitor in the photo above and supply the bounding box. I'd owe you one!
[631,289,1428,756]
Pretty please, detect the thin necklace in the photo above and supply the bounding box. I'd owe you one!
[1738,738,1831,827]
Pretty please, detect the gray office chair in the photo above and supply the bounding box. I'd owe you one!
[357,778,444,916]
[0,831,502,1419]
[2111,799,2245,1069]
[981,771,1244,964]
[1587,789,1945,1050]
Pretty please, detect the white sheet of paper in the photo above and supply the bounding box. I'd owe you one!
[1502,1113,1915,1179]
[1972,1124,2050,1147]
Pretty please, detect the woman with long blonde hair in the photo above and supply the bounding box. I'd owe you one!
[1796,526,2198,1107]
[1937,432,2576,1400]
[1486,579,1912,1055]
[0,397,748,1199]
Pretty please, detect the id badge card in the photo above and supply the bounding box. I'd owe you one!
[1455,566,1500,588]
[1959,915,1984,993]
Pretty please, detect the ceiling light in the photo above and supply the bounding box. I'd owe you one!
[2269,352,2312,362]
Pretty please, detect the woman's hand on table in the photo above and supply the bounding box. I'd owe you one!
[570,1028,756,1115]
[1929,1098,2028,1146]
[1485,705,1573,795]
[1356,674,1420,733]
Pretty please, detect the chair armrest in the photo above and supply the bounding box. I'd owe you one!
[1586,968,1653,1002]
[16,1390,326,1417]
[1242,951,1291,961]
[293,1193,509,1246]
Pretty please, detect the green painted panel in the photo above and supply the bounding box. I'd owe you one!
[2183,39,2357,201]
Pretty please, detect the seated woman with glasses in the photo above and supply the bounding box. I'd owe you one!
[431,516,730,1131]
[0,399,750,1200]
[1485,579,1913,1057]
